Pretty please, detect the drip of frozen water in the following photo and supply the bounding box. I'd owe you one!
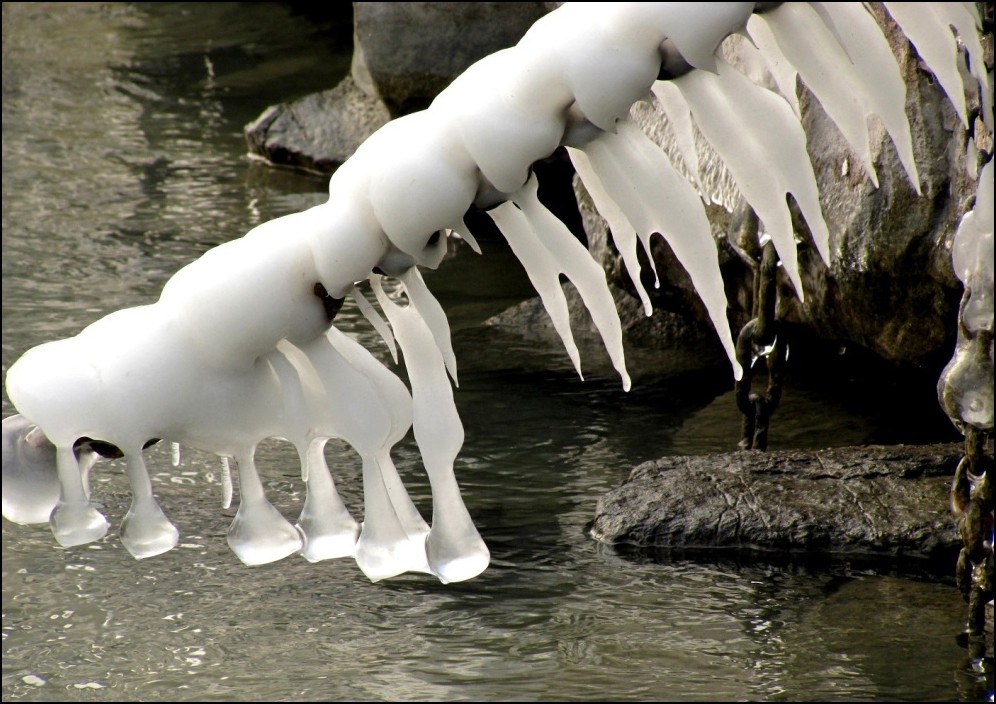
[221,456,233,509]
[938,158,995,431]
[750,3,921,193]
[50,445,108,548]
[670,54,832,296]
[295,440,361,561]
[120,450,179,559]
[573,120,740,379]
[310,321,431,579]
[373,275,489,584]
[811,2,920,192]
[570,149,655,316]
[649,81,709,203]
[226,449,304,566]
[350,285,398,363]
[512,173,631,390]
[489,200,585,381]
[399,268,458,385]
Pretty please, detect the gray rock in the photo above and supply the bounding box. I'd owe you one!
[244,75,390,173]
[591,443,965,563]
[351,2,551,116]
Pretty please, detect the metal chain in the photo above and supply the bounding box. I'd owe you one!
[735,240,786,451]
[952,415,995,654]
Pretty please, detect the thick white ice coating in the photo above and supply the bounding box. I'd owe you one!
[2,2,986,582]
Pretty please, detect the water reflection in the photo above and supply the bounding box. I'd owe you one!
[1,3,988,702]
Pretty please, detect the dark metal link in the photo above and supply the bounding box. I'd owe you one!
[952,425,994,643]
[735,240,786,451]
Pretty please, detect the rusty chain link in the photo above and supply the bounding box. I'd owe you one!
[951,409,994,655]
[735,240,786,451]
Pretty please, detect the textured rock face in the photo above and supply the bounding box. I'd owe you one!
[351,2,551,117]
[590,443,966,563]
[244,76,391,173]
[583,9,992,371]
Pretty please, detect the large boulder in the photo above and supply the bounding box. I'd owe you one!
[351,2,552,117]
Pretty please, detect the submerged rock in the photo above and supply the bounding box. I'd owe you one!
[591,443,965,564]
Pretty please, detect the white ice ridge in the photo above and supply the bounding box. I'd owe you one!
[2,2,988,582]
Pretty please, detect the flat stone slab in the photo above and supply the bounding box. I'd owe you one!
[591,444,965,564]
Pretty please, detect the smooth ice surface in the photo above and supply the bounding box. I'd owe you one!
[670,55,832,296]
[512,174,631,390]
[374,276,489,583]
[574,121,741,379]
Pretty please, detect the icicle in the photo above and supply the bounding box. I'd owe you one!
[120,449,179,559]
[574,120,741,379]
[648,81,709,203]
[307,320,432,579]
[445,223,482,255]
[295,439,360,562]
[883,2,992,134]
[569,149,656,315]
[226,449,303,565]
[750,3,921,193]
[488,200,584,381]
[671,54,832,293]
[221,456,233,509]
[373,276,489,584]
[49,445,108,548]
[399,268,459,386]
[511,173,631,390]
[286,310,428,578]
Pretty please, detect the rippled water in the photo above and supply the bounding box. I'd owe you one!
[1,3,987,701]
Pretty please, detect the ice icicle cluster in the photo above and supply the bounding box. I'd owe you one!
[2,2,990,582]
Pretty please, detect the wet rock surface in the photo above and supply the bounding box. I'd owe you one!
[591,443,965,564]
